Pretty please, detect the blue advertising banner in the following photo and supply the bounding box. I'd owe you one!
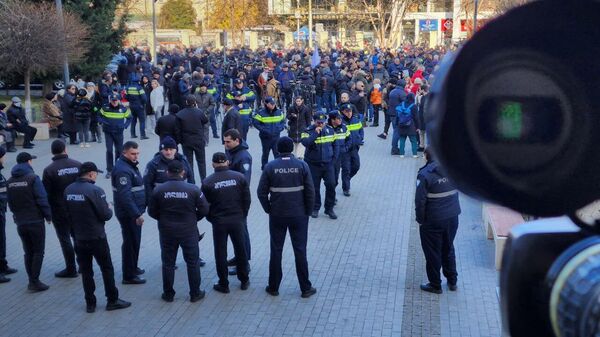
[419,19,439,32]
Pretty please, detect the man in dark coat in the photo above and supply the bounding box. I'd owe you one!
[6,97,37,149]
[286,96,312,160]
[176,95,209,181]
[221,99,242,143]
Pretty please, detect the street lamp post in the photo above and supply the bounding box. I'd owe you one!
[308,0,313,49]
[55,0,70,87]
[152,0,158,66]
[473,0,479,36]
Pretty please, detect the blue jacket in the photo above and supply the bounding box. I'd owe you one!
[253,107,285,138]
[332,124,349,158]
[144,152,194,203]
[226,142,252,185]
[64,178,113,241]
[415,161,461,224]
[226,86,256,105]
[7,163,52,225]
[236,102,253,121]
[388,87,407,117]
[125,83,147,110]
[99,103,131,133]
[257,153,315,217]
[342,114,364,148]
[276,70,295,90]
[112,156,146,219]
[301,124,337,164]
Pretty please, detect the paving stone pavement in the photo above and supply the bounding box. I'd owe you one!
[0,123,501,337]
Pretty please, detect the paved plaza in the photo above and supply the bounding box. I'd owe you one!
[0,125,501,337]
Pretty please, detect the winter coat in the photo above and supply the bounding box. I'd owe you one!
[42,100,63,128]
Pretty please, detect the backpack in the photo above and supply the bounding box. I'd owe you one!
[396,102,414,126]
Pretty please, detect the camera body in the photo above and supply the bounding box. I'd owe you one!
[426,1,600,336]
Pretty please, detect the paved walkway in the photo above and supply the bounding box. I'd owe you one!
[0,123,501,336]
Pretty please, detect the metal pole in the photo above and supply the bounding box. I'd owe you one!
[308,0,313,49]
[152,0,158,66]
[55,0,69,86]
[473,0,479,36]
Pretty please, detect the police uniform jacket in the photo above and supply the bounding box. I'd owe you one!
[42,154,82,214]
[342,114,364,148]
[201,167,250,227]
[144,152,194,201]
[0,165,7,213]
[7,163,51,225]
[125,83,147,110]
[112,156,146,219]
[226,86,256,105]
[155,113,178,142]
[226,143,252,184]
[415,161,461,225]
[148,178,209,237]
[235,102,253,121]
[176,107,209,146]
[301,125,337,164]
[99,103,131,133]
[253,107,286,138]
[257,154,315,217]
[64,178,113,241]
[332,124,349,158]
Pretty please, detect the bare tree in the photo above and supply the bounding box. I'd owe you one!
[0,0,88,116]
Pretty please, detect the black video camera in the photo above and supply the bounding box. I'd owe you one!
[426,1,600,336]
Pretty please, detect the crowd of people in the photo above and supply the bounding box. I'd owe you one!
[0,43,461,312]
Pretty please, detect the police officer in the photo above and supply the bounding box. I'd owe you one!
[7,152,52,292]
[64,162,131,313]
[155,104,180,143]
[201,152,250,293]
[328,111,348,189]
[223,128,253,274]
[148,161,209,303]
[226,78,256,108]
[144,136,195,200]
[42,139,81,278]
[112,141,147,284]
[232,90,253,140]
[415,148,461,294]
[301,112,338,219]
[99,93,132,179]
[176,95,209,182]
[253,96,286,170]
[0,148,17,283]
[193,81,216,145]
[125,76,148,139]
[340,103,364,197]
[257,137,317,298]
[222,98,242,143]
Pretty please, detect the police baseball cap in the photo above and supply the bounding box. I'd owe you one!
[16,152,36,163]
[109,93,120,101]
[79,161,103,175]
[199,81,208,87]
[328,110,342,119]
[222,98,234,106]
[264,96,276,105]
[160,136,177,150]
[212,152,228,164]
[167,160,184,174]
[233,79,243,85]
[313,112,328,122]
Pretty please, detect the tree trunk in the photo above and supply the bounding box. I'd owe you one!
[24,68,32,122]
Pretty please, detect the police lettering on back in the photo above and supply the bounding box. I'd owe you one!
[274,167,299,174]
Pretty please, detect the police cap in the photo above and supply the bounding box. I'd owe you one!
[80,162,103,175]
[167,160,184,174]
[212,152,228,164]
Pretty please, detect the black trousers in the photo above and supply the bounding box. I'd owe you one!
[104,132,124,172]
[372,104,382,125]
[130,106,146,138]
[52,212,76,271]
[268,215,312,292]
[14,125,37,146]
[341,147,360,192]
[307,161,336,212]
[419,216,459,287]
[75,238,119,305]
[0,212,7,271]
[333,156,342,188]
[160,232,201,297]
[212,223,249,286]
[17,223,45,282]
[383,114,393,134]
[182,142,206,181]
[117,216,141,280]
[260,135,280,170]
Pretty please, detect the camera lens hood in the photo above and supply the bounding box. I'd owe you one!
[427,0,600,217]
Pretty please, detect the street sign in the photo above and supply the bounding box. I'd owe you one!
[419,19,439,32]
[441,19,453,32]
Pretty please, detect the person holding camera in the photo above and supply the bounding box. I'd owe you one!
[415,147,461,294]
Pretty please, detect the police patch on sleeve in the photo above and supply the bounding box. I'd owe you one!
[119,176,128,185]
[416,179,421,187]
[243,163,250,171]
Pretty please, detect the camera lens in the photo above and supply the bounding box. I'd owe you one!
[546,237,600,337]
